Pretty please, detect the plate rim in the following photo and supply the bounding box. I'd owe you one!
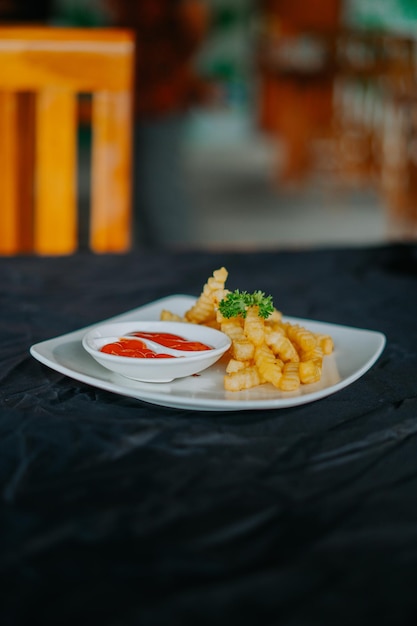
[30,294,386,412]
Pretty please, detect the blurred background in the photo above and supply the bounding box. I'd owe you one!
[2,0,417,250]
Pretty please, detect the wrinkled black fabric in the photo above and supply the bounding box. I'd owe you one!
[1,244,417,626]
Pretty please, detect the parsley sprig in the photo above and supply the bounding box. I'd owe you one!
[218,289,274,319]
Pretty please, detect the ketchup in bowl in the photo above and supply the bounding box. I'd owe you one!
[101,338,174,358]
[100,332,213,359]
[130,331,212,352]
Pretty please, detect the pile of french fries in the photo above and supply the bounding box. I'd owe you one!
[160,267,334,392]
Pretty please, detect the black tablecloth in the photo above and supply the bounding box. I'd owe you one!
[1,244,417,626]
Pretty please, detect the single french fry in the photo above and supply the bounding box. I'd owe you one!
[224,366,262,392]
[299,359,322,384]
[315,333,334,355]
[278,362,300,391]
[244,305,265,346]
[226,358,251,374]
[160,309,186,322]
[254,344,283,388]
[284,323,317,353]
[185,266,228,324]
[220,316,245,341]
[300,345,323,363]
[232,338,255,362]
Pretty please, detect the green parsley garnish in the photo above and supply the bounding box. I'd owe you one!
[218,289,274,319]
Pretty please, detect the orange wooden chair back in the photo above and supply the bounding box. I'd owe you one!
[0,26,135,255]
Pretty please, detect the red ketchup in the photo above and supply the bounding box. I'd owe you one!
[100,331,212,359]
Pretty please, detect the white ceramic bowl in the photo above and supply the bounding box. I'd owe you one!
[82,321,231,383]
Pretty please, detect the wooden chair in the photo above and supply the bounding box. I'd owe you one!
[0,26,135,255]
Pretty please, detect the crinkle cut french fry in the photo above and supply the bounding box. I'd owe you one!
[184,291,215,324]
[185,267,228,324]
[205,285,230,309]
[300,345,323,363]
[244,305,265,346]
[265,328,299,363]
[284,323,317,352]
[224,366,263,392]
[315,333,334,355]
[299,359,322,384]
[254,344,283,388]
[225,358,251,374]
[220,316,245,341]
[160,309,186,322]
[232,338,255,362]
[278,362,300,391]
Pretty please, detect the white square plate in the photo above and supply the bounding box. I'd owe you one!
[30,295,386,412]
